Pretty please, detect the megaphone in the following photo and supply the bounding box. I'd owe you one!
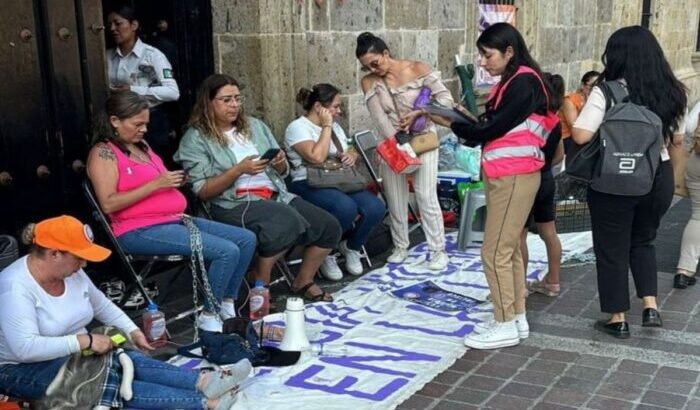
[279,297,310,352]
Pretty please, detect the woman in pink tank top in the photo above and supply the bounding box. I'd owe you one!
[87,92,256,333]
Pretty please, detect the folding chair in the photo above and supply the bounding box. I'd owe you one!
[82,180,201,322]
[353,130,422,234]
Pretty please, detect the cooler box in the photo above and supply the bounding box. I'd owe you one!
[437,169,473,186]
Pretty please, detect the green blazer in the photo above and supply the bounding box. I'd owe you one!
[174,117,295,210]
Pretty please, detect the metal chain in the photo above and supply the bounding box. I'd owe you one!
[183,215,221,340]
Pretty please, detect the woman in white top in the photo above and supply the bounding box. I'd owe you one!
[106,5,179,158]
[285,84,386,278]
[0,215,249,409]
[571,26,687,339]
[675,113,700,289]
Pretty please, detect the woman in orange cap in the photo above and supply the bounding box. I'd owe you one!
[0,215,249,409]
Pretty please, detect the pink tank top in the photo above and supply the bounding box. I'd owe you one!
[107,142,187,237]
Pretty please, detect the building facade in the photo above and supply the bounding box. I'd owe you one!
[211,0,700,137]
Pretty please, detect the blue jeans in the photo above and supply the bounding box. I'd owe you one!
[0,351,207,409]
[290,181,386,250]
[0,356,68,399]
[118,217,256,311]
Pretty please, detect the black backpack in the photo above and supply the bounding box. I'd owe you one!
[566,81,664,196]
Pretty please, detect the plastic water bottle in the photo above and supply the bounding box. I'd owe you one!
[249,280,270,320]
[142,303,167,348]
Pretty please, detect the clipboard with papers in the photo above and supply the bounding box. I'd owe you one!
[423,101,478,125]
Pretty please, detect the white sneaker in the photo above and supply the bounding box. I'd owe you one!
[427,251,449,271]
[464,320,520,349]
[387,247,408,264]
[320,255,343,281]
[514,312,529,339]
[198,312,223,333]
[220,301,236,320]
[475,315,529,339]
[339,241,364,276]
[473,319,496,334]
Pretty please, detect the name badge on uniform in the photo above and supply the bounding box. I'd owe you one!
[163,68,173,79]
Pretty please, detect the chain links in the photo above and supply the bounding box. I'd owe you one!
[183,215,221,340]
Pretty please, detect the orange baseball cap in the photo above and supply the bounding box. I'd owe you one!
[34,215,112,262]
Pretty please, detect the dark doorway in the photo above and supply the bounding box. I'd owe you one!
[102,0,214,140]
[0,0,213,234]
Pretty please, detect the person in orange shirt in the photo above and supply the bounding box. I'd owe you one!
[560,71,599,154]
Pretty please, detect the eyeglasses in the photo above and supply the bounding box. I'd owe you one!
[360,55,384,72]
[214,95,245,105]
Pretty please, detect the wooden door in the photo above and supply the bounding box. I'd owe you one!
[0,0,54,233]
[0,0,107,233]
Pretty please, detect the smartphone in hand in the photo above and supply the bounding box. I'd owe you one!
[259,148,280,161]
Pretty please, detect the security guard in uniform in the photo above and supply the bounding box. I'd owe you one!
[106,6,179,160]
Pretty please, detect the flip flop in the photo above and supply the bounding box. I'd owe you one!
[291,282,333,303]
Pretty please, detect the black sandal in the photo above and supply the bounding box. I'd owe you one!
[291,282,333,303]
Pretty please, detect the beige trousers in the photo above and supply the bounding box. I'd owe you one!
[381,148,445,251]
[482,171,541,322]
[678,154,700,272]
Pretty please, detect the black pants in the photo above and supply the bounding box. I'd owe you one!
[587,160,673,313]
[210,198,342,257]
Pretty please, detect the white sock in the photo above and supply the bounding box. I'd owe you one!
[221,301,236,319]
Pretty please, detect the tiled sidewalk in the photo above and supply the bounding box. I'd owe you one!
[400,264,700,410]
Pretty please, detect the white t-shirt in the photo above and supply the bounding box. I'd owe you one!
[573,81,686,161]
[0,256,138,364]
[224,129,276,191]
[284,116,349,182]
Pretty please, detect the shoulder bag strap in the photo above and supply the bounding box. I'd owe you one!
[329,129,344,154]
[381,77,403,120]
[599,82,614,111]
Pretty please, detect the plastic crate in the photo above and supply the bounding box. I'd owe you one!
[553,174,591,233]
[555,200,591,233]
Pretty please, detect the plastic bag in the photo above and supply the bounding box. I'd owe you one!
[438,133,458,171]
[455,145,481,177]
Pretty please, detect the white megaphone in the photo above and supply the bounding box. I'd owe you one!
[279,297,310,352]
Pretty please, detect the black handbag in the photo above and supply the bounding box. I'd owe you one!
[305,130,369,193]
[565,83,615,183]
[178,320,300,367]
[177,329,266,366]
[565,133,601,183]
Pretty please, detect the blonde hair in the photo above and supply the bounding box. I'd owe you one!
[20,223,36,246]
[21,223,49,255]
[187,74,250,145]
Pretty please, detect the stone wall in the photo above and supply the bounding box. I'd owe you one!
[212,0,700,139]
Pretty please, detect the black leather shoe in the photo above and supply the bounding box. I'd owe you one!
[642,308,663,327]
[594,320,630,339]
[673,274,696,289]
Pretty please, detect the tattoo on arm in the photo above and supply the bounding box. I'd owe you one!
[97,145,116,161]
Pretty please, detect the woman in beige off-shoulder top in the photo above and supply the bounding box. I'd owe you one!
[356,31,453,271]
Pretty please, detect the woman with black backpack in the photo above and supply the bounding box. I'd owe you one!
[571,26,687,338]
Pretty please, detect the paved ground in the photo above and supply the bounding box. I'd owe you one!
[139,197,698,409]
[399,199,700,410]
